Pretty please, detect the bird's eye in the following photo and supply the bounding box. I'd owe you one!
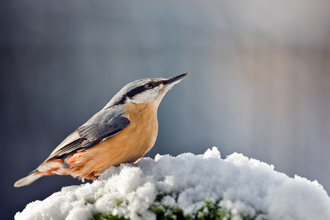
[144,82,154,89]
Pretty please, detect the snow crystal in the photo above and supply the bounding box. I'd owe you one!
[15,147,330,220]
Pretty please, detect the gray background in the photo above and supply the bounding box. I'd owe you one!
[1,0,330,219]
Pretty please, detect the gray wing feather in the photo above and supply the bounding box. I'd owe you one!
[47,106,130,160]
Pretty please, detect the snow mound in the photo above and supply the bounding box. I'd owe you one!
[15,147,330,220]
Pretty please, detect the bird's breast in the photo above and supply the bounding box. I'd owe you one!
[67,102,159,178]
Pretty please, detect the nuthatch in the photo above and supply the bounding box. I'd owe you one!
[14,73,188,187]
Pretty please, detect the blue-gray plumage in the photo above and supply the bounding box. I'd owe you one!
[48,105,130,160]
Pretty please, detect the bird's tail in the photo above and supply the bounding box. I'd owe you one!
[14,169,43,187]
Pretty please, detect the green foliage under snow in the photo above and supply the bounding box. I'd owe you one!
[91,192,263,220]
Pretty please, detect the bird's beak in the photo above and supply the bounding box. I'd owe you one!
[165,72,189,86]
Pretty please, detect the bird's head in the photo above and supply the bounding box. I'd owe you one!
[105,73,188,108]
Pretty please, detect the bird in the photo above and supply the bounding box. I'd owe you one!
[14,73,188,187]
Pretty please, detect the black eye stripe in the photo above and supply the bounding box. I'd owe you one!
[110,80,166,107]
[148,81,163,89]
[126,85,147,99]
[126,81,165,98]
[144,82,154,89]
[112,85,148,106]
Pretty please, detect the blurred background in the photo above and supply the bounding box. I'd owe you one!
[1,0,330,219]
